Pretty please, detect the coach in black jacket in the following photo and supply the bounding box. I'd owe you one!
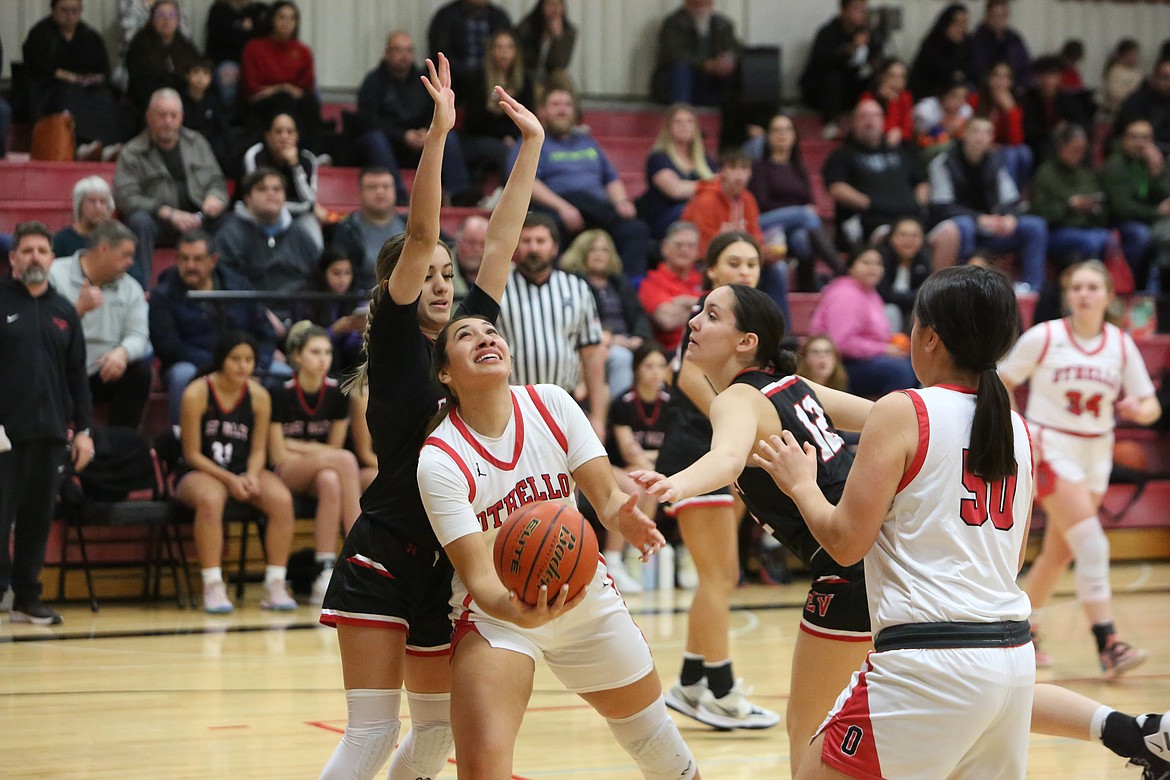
[0,222,93,626]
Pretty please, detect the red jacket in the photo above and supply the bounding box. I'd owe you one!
[862,89,915,141]
[241,36,316,97]
[967,94,1025,146]
[681,179,763,255]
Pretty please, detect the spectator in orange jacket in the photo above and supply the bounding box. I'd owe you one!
[681,149,762,254]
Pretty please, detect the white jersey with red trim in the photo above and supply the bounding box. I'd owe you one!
[998,318,1156,436]
[866,386,1033,635]
[417,384,606,609]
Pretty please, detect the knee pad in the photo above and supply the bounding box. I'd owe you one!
[607,696,698,780]
[319,688,401,780]
[387,692,454,780]
[1068,517,1111,603]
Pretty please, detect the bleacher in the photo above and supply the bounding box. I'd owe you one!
[5,101,1170,601]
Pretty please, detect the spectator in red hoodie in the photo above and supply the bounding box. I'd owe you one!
[239,1,322,151]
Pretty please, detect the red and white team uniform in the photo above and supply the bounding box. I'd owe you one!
[999,319,1156,495]
[818,386,1036,780]
[418,384,654,693]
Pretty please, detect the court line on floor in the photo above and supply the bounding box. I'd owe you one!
[5,583,1169,644]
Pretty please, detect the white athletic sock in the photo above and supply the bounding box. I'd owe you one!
[265,565,287,585]
[201,567,223,586]
[1091,704,1114,742]
[317,552,336,568]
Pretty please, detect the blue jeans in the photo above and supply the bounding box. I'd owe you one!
[758,206,822,262]
[758,262,792,331]
[953,214,1049,290]
[165,362,199,425]
[356,129,472,202]
[1120,221,1153,289]
[606,343,634,399]
[1000,144,1033,189]
[668,61,726,107]
[1047,226,1112,263]
[844,355,918,398]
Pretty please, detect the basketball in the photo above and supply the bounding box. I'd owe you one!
[493,500,599,605]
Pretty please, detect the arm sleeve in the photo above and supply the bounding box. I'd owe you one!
[997,323,1047,386]
[1120,331,1158,400]
[636,274,672,316]
[821,149,849,187]
[418,447,484,547]
[540,385,607,471]
[114,152,161,216]
[596,142,619,187]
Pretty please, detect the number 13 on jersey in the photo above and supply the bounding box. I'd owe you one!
[959,449,1017,530]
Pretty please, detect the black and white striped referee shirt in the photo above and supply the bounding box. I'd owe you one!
[498,267,603,390]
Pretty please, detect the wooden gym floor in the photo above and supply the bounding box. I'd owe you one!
[3,562,1169,779]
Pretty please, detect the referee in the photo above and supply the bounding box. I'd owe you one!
[497,212,609,438]
[0,222,94,625]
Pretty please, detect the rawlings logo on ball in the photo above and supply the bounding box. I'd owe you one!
[540,524,579,586]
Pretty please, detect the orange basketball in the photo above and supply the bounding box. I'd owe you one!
[493,500,599,605]
[1113,439,1148,472]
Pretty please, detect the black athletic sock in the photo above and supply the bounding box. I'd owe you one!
[679,653,705,686]
[1102,711,1144,759]
[705,660,734,699]
[1092,622,1116,654]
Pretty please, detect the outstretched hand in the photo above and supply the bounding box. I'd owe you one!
[615,493,666,562]
[628,469,682,504]
[420,53,456,134]
[495,86,544,142]
[751,432,819,496]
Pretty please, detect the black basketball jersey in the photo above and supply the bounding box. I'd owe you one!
[360,286,500,548]
[732,370,856,576]
[200,377,254,475]
[607,387,673,465]
[271,376,349,444]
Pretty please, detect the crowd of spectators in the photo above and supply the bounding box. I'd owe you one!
[4,0,1170,616]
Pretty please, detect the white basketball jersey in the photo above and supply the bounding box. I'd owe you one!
[999,319,1156,436]
[866,386,1033,635]
[417,384,606,611]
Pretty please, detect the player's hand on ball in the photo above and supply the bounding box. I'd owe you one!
[616,493,665,561]
[508,583,585,628]
[752,432,818,495]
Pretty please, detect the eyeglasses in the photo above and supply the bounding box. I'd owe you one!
[156,10,179,19]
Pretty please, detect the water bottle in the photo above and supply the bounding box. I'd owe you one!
[657,545,675,591]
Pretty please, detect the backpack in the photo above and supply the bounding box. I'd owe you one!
[67,427,164,503]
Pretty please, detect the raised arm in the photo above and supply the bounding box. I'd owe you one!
[803,379,875,433]
[573,456,665,558]
[386,54,456,306]
[474,87,545,302]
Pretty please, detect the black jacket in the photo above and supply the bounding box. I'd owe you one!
[149,264,276,372]
[0,277,91,443]
[928,146,1022,225]
[877,246,932,314]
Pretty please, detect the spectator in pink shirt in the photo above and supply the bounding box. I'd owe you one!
[809,246,916,396]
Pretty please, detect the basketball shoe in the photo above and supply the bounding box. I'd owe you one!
[1100,638,1147,679]
[665,679,707,723]
[260,579,297,611]
[10,599,63,625]
[695,681,781,730]
[310,568,333,605]
[605,553,643,594]
[1129,712,1170,780]
[203,580,233,614]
